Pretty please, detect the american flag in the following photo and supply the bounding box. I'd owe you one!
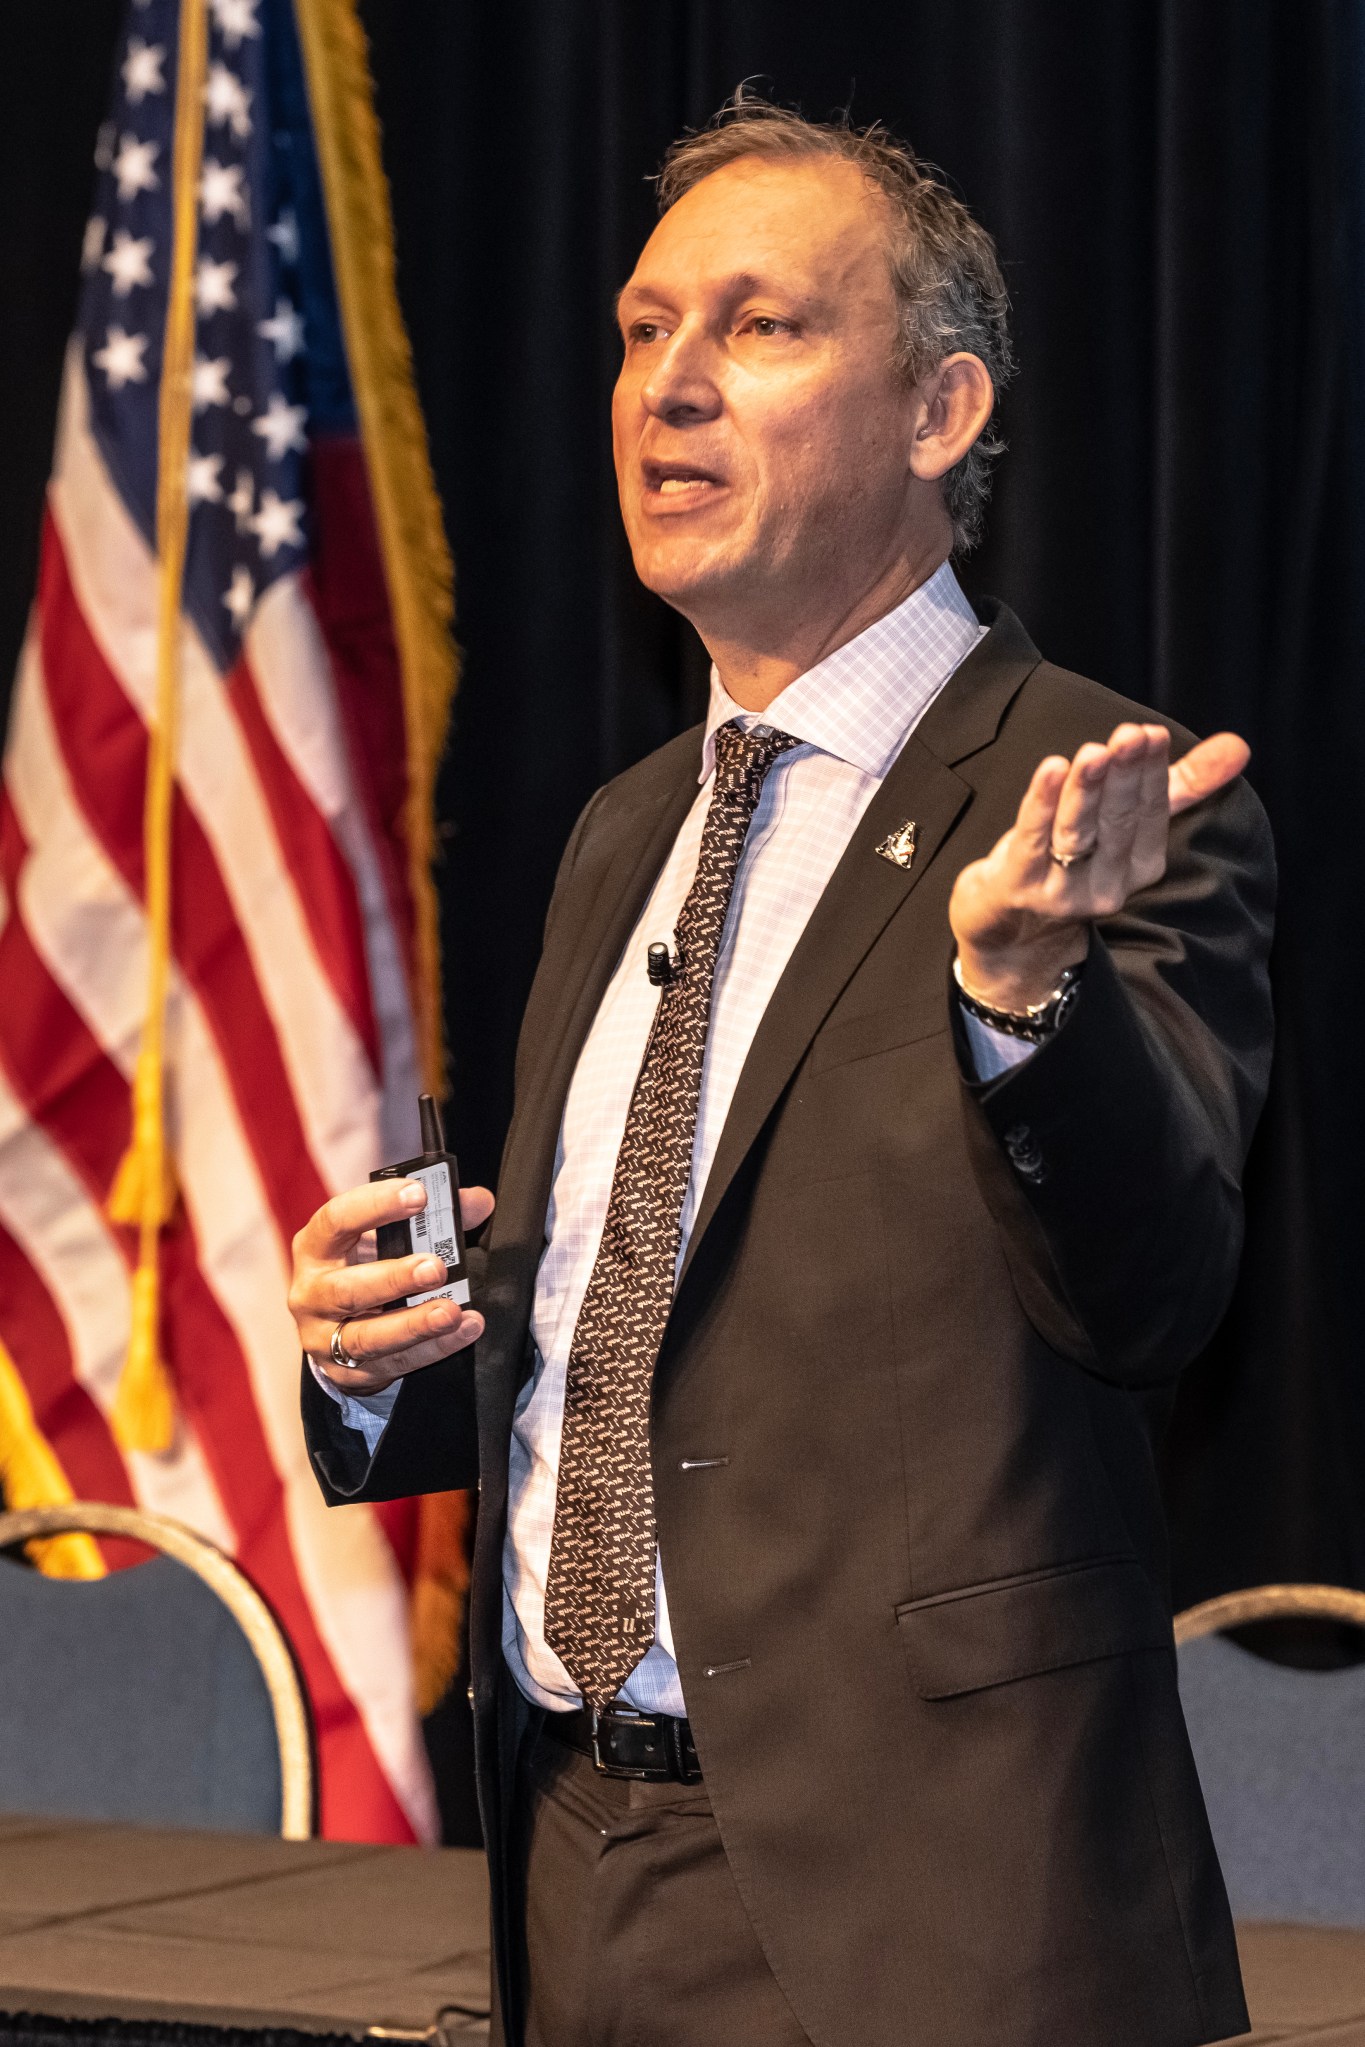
[0,0,458,1842]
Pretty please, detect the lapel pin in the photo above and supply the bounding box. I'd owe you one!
[874,819,918,871]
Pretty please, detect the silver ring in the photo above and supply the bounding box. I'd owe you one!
[330,1318,360,1370]
[1050,843,1097,869]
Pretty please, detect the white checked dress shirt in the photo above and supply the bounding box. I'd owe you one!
[324,563,1031,1717]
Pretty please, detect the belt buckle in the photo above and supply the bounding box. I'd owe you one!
[589,1705,662,1780]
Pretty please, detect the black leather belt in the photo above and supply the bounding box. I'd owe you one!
[542,1702,703,1783]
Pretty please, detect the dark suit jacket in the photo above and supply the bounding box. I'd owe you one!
[305,603,1274,2047]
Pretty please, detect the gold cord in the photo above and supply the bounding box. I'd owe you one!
[107,0,209,1454]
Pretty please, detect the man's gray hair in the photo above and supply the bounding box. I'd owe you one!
[656,91,1016,555]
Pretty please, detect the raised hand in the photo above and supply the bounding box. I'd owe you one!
[289,1176,495,1396]
[949,722,1250,1013]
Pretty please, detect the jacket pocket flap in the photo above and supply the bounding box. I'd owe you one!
[897,1556,1172,1699]
[810,996,946,1074]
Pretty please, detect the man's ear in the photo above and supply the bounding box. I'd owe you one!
[907,353,995,483]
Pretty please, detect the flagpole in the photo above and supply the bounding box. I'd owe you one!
[108,0,209,1456]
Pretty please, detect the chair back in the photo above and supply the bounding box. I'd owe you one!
[1176,1583,1365,1926]
[0,1501,313,1838]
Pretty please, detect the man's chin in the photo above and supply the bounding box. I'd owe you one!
[628,539,753,619]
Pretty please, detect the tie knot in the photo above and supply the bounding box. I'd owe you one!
[712,720,799,801]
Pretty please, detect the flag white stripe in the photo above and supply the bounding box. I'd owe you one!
[247,578,420,1162]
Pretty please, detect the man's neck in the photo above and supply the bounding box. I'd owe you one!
[698,543,954,713]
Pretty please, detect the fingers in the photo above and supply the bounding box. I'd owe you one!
[1048,741,1116,866]
[1085,725,1156,906]
[1014,727,1158,898]
[313,1303,486,1397]
[294,1176,427,1265]
[321,1249,449,1319]
[1128,725,1172,885]
[295,1179,496,1270]
[330,1295,483,1366]
[1009,755,1071,877]
[1168,732,1250,815]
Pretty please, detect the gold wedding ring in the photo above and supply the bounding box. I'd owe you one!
[1050,843,1097,869]
[330,1318,360,1370]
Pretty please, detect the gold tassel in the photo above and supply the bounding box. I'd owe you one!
[292,0,459,1097]
[106,0,208,1455]
[411,1489,473,1716]
[109,1264,177,1457]
[0,1335,105,1581]
[106,1067,179,1229]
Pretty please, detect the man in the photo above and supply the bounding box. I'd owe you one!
[291,99,1273,2047]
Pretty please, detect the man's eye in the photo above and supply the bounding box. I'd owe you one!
[629,321,663,345]
[743,316,793,339]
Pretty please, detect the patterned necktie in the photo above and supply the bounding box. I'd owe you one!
[544,720,799,1710]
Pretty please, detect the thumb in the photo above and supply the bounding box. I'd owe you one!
[1168,732,1250,816]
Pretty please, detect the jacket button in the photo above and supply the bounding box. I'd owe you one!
[1003,1123,1046,1185]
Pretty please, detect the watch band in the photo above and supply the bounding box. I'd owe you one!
[953,955,1084,1045]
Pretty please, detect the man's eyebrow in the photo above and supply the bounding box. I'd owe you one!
[615,279,675,319]
[616,271,814,319]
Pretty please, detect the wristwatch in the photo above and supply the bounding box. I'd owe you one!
[952,954,1084,1045]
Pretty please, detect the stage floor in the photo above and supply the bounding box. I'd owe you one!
[0,1812,1361,2043]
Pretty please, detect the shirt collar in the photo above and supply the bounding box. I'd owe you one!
[699,560,984,784]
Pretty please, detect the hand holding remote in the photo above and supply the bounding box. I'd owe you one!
[289,1172,494,1395]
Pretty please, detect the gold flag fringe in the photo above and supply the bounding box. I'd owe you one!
[293,0,459,1098]
[106,0,208,1456]
[411,1490,473,1716]
[0,1336,106,1580]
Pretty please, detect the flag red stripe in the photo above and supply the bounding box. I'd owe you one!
[228,648,381,1076]
[36,517,328,1239]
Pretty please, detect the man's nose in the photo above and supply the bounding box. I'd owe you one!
[640,325,721,423]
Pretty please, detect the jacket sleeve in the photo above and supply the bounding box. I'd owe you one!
[957,773,1276,1388]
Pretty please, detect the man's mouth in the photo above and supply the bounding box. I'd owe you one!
[642,459,726,501]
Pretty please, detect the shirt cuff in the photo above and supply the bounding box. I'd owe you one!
[959,1005,1040,1082]
[308,1357,402,1455]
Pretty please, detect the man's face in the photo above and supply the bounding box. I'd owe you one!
[612,155,920,633]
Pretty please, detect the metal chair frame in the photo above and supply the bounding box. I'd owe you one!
[0,1499,314,1839]
[1176,1582,1365,1644]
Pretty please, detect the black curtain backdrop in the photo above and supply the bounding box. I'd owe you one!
[3,0,1364,1813]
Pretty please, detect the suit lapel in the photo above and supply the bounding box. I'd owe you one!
[676,733,969,1285]
[678,600,1042,1287]
[481,743,701,1410]
[520,764,701,1158]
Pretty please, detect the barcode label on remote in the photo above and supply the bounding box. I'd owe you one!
[403,1161,469,1308]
